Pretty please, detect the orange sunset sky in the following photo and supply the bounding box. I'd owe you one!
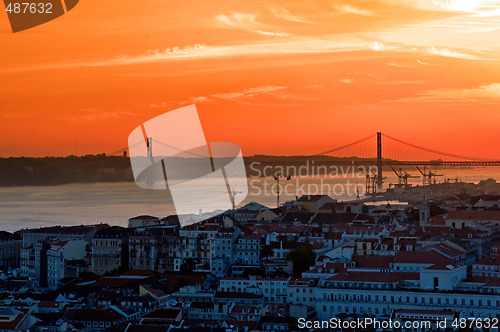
[1,0,500,158]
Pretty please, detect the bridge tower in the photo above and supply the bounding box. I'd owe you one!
[146,137,154,187]
[146,137,152,159]
[377,132,383,189]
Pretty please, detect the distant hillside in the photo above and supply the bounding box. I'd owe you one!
[0,155,133,186]
[0,154,382,186]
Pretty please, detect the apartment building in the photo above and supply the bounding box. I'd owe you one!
[0,231,22,269]
[175,222,219,272]
[219,277,289,303]
[47,240,88,290]
[211,227,241,277]
[92,226,130,275]
[129,227,178,272]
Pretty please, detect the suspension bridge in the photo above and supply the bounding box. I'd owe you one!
[110,132,500,190]
[312,132,500,190]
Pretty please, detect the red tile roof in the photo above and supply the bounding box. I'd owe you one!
[130,215,158,220]
[432,243,464,257]
[123,269,156,277]
[97,277,138,288]
[351,254,394,269]
[324,232,343,240]
[447,210,500,221]
[318,202,345,212]
[327,271,419,283]
[50,240,69,247]
[142,308,181,320]
[430,218,446,226]
[394,250,453,265]
[0,308,28,330]
[37,301,59,308]
[425,263,461,270]
[240,233,264,240]
[346,225,384,235]
[215,291,262,299]
[65,308,125,322]
[474,254,500,266]
[230,305,261,315]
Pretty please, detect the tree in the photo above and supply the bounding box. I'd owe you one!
[261,245,274,260]
[180,258,197,273]
[174,276,188,290]
[430,204,447,217]
[287,246,316,276]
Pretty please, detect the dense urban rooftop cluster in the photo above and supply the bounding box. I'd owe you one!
[1,190,500,331]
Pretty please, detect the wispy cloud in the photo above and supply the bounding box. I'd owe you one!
[6,7,499,74]
[2,38,398,72]
[150,86,288,109]
[387,83,500,103]
[428,46,482,60]
[96,44,212,66]
[382,0,481,13]
[216,12,260,28]
[269,6,317,23]
[252,30,290,37]
[340,78,354,84]
[216,12,289,37]
[473,8,500,17]
[334,4,374,16]
[387,62,410,68]
[416,59,436,65]
[93,39,396,67]
[212,85,286,99]
[65,109,136,123]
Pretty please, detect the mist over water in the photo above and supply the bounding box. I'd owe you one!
[1,167,500,232]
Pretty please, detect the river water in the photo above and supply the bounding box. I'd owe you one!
[1,167,500,232]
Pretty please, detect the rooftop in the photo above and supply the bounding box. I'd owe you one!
[447,210,500,221]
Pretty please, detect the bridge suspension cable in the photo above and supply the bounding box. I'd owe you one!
[382,133,489,162]
[316,133,376,156]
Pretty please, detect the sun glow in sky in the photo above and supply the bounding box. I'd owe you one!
[1,0,500,158]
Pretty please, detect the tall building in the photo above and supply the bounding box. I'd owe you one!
[232,233,264,276]
[175,222,220,272]
[20,246,35,280]
[129,227,179,272]
[47,240,88,290]
[22,224,108,247]
[34,239,50,287]
[0,231,22,269]
[92,226,131,275]
[128,215,160,228]
[21,225,104,287]
[211,226,241,277]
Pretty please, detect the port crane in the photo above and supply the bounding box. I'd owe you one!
[389,165,419,189]
[414,165,443,185]
[354,164,385,194]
